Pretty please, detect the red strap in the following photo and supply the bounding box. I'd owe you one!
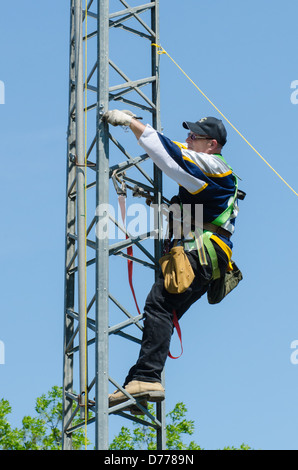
[119,195,141,316]
[126,244,141,315]
[168,310,183,359]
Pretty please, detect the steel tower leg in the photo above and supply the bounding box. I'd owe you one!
[74,0,88,421]
[62,0,165,450]
[150,0,166,450]
[62,1,76,450]
[95,0,110,450]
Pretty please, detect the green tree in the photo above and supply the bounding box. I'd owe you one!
[110,402,202,450]
[0,387,251,450]
[0,386,89,450]
[110,402,252,451]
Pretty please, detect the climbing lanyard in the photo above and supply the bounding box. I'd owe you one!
[118,193,142,317]
[168,310,183,359]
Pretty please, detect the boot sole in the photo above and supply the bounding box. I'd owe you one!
[109,390,165,408]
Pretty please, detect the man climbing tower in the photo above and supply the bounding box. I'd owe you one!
[103,109,242,413]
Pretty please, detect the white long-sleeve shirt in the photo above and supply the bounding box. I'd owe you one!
[138,124,239,248]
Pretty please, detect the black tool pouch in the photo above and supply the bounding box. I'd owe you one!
[207,260,243,304]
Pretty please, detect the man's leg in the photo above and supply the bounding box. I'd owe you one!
[109,245,228,412]
[110,251,212,396]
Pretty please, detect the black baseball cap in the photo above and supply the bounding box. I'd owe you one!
[183,116,227,146]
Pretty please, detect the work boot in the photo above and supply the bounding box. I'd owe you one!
[109,380,165,408]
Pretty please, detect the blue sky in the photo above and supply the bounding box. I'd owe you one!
[1,0,298,450]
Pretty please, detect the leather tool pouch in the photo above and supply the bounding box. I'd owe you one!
[159,246,195,294]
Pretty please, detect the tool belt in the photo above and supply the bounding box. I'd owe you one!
[159,230,222,295]
[159,228,243,302]
[159,228,225,295]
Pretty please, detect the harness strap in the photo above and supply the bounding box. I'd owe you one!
[184,230,221,280]
[212,169,238,228]
[202,231,221,280]
[193,227,208,266]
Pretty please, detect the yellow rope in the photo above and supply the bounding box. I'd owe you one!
[152,43,298,198]
[84,0,88,450]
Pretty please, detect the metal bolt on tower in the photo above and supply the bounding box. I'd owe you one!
[62,0,165,450]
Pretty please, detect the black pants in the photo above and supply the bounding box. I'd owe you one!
[124,243,228,385]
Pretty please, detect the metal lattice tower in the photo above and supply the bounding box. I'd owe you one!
[62,0,165,450]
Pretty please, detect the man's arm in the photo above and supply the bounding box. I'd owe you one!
[103,109,207,194]
[130,118,146,140]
